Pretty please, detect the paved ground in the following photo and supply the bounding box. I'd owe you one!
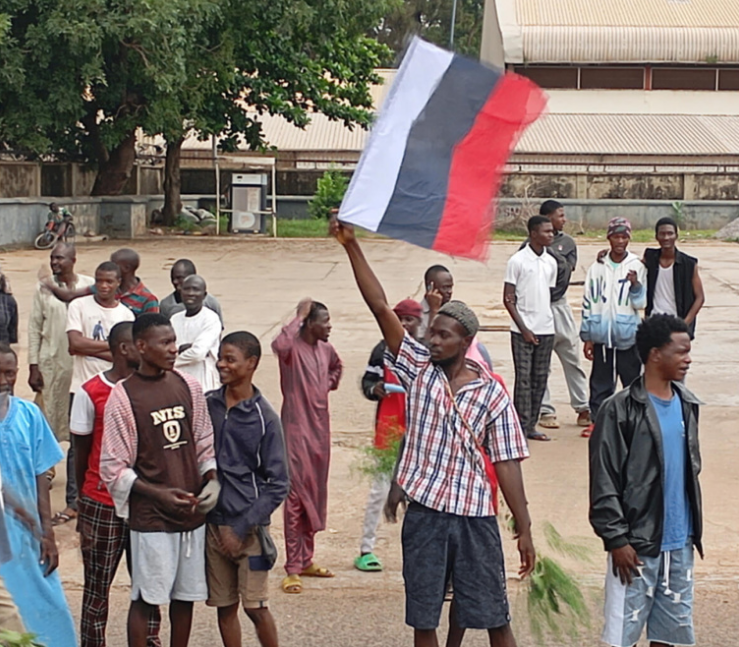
[4,235,739,646]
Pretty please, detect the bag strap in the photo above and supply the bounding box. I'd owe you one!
[443,380,485,453]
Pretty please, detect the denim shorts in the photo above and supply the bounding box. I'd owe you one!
[401,503,510,630]
[602,543,695,647]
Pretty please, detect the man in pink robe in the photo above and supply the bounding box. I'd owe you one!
[271,299,342,594]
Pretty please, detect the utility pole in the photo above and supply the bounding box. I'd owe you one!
[449,0,459,50]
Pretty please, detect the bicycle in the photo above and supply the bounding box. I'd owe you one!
[34,213,76,250]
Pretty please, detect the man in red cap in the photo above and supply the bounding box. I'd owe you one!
[354,299,422,572]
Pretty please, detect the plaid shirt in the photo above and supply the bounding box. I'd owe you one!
[386,334,528,517]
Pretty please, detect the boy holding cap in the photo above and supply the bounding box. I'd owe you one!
[580,217,646,437]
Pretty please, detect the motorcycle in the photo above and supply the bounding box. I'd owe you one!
[34,213,76,250]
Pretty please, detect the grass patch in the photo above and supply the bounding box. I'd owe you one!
[275,218,376,238]
[275,219,718,243]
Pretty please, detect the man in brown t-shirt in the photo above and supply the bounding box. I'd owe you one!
[101,314,218,647]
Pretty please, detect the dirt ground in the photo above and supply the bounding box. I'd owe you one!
[4,235,739,646]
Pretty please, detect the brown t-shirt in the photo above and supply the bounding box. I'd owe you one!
[124,371,205,532]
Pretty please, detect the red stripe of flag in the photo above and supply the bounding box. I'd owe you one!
[432,73,547,260]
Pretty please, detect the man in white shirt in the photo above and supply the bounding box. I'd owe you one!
[171,275,221,392]
[503,216,557,441]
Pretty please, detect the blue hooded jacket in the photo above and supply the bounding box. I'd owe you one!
[206,385,289,539]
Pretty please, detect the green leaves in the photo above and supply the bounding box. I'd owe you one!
[308,170,350,220]
[0,0,390,180]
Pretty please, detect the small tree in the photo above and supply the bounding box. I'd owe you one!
[308,170,349,219]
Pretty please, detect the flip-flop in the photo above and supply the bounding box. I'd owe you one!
[301,564,335,578]
[282,574,303,594]
[354,553,383,572]
[527,431,551,442]
[581,424,594,439]
[51,510,76,526]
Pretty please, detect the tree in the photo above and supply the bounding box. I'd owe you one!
[158,0,392,224]
[0,0,391,222]
[374,0,484,61]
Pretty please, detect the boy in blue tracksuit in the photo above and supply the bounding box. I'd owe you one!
[580,218,646,435]
[206,331,289,647]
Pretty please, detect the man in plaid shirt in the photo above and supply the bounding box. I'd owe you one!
[331,220,535,647]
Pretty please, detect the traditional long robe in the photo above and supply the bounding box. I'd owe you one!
[28,274,94,440]
[0,398,76,646]
[172,307,222,393]
[271,317,342,533]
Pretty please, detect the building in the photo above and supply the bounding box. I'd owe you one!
[481,0,739,206]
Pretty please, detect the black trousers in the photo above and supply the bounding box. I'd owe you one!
[589,344,642,417]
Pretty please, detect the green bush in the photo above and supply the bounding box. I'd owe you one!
[308,170,349,220]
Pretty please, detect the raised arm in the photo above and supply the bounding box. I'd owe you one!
[330,218,405,357]
[271,300,311,360]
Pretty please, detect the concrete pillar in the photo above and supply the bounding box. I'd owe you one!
[684,173,697,200]
[576,174,589,199]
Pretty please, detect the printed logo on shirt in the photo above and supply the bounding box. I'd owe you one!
[151,406,187,450]
[92,320,106,341]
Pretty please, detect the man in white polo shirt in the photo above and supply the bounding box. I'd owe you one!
[504,215,557,441]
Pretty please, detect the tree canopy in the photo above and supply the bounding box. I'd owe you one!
[374,0,484,61]
[0,0,391,203]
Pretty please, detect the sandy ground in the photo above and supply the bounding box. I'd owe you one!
[3,235,739,646]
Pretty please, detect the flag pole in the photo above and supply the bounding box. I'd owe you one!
[449,0,458,50]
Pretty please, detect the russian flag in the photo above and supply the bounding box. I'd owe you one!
[339,37,546,261]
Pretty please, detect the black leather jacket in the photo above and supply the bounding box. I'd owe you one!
[589,376,703,558]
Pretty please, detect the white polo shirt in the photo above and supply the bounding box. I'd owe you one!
[504,244,557,335]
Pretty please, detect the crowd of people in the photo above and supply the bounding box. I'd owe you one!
[0,200,707,647]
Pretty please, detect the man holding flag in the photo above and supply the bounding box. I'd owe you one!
[330,218,535,647]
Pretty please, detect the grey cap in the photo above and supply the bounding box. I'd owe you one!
[437,300,479,337]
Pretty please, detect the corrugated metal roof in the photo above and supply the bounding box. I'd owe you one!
[228,110,739,157]
[516,0,739,27]
[519,26,739,63]
[500,0,739,62]
[517,114,739,155]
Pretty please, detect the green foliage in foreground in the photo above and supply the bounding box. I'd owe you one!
[526,522,592,643]
[357,437,402,479]
[0,630,44,647]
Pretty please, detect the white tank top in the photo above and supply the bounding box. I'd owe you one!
[653,264,677,315]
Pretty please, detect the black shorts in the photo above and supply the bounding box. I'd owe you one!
[401,502,511,630]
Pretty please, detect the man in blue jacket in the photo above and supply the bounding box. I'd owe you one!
[206,332,289,647]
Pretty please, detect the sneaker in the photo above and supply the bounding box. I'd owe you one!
[577,411,592,427]
[538,414,560,429]
[581,423,594,438]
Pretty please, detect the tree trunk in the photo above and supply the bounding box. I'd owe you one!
[90,130,137,196]
[162,135,184,226]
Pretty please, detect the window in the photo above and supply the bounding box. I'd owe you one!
[652,68,717,90]
[580,67,645,89]
[719,70,739,91]
[513,66,578,89]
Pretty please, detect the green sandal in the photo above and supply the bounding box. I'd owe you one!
[354,553,383,572]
